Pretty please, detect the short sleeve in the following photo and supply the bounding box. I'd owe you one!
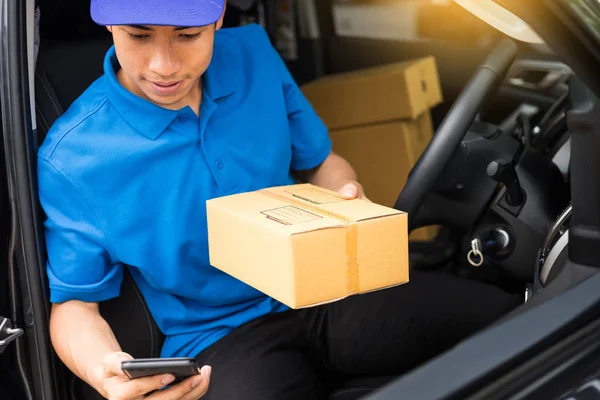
[38,157,123,303]
[263,29,332,171]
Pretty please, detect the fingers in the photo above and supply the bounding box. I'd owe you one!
[102,353,176,399]
[339,182,358,199]
[181,366,211,400]
[338,181,368,201]
[149,366,212,400]
[104,373,176,399]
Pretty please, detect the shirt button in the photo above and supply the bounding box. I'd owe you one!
[216,160,223,169]
[179,114,188,123]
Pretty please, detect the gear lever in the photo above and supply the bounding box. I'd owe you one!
[487,160,525,206]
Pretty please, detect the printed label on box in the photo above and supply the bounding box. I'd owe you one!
[285,188,343,205]
[262,206,322,226]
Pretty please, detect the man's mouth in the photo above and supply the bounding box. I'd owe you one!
[149,80,183,95]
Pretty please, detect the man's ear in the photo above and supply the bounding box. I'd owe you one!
[215,1,226,30]
[106,25,113,33]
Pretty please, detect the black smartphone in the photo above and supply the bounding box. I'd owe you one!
[121,357,200,384]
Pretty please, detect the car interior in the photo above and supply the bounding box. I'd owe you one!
[2,0,598,399]
[32,1,412,399]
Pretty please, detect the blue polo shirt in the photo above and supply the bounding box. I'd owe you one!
[37,23,332,358]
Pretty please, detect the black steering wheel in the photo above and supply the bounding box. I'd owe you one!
[394,39,519,231]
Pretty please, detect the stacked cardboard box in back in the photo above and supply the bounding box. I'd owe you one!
[301,57,443,241]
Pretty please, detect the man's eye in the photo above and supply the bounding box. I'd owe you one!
[127,32,150,40]
[179,33,201,40]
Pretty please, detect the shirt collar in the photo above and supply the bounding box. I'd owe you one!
[102,43,235,140]
[103,46,178,140]
[202,41,236,101]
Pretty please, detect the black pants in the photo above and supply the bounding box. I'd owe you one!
[195,270,522,399]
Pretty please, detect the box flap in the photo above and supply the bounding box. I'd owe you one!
[206,190,346,235]
[262,184,404,222]
[403,57,443,119]
[301,56,443,129]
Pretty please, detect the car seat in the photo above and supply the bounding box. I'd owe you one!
[34,4,397,400]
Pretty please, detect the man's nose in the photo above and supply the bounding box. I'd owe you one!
[148,46,181,78]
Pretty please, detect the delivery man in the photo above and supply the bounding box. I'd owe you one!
[37,1,522,399]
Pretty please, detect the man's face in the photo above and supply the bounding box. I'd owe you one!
[108,19,223,110]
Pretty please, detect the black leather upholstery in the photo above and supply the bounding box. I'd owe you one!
[71,270,165,400]
[329,376,397,400]
[35,34,394,400]
[35,37,111,135]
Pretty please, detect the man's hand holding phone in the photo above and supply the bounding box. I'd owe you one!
[98,352,211,399]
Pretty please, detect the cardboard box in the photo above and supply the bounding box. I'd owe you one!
[328,111,433,210]
[301,57,442,130]
[331,0,420,42]
[301,57,443,241]
[206,184,409,309]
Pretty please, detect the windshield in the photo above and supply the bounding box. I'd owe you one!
[563,0,600,38]
[453,0,544,43]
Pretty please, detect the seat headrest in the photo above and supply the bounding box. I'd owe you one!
[39,0,108,40]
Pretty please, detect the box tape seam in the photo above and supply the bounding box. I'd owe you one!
[259,189,360,295]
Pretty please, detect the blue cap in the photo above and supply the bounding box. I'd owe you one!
[90,0,225,27]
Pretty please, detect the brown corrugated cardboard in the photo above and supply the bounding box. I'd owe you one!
[206,183,409,309]
[301,57,443,241]
[329,112,433,208]
[301,56,442,130]
[329,114,440,241]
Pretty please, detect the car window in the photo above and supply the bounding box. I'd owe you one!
[561,0,600,41]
